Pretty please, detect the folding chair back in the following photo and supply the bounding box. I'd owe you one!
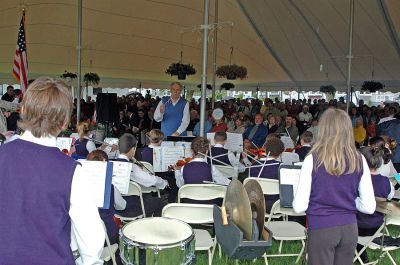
[177,184,227,203]
[162,203,214,224]
[115,181,146,220]
[139,161,154,174]
[243,177,279,196]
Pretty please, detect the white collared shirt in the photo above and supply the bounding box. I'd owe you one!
[21,131,105,265]
[175,157,231,187]
[118,154,168,189]
[212,143,247,172]
[154,97,190,135]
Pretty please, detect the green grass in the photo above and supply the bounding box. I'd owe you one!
[195,226,400,265]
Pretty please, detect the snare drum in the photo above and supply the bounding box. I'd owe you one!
[119,217,195,265]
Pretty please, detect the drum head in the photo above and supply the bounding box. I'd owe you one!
[122,217,193,246]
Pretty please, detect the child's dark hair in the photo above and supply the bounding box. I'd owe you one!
[191,137,210,156]
[369,136,392,164]
[359,146,383,170]
[265,137,285,158]
[214,131,227,143]
[300,131,313,144]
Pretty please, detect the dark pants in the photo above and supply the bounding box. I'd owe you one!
[156,171,178,203]
[116,194,165,218]
[307,223,358,265]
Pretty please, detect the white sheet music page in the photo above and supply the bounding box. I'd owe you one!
[111,161,132,195]
[153,146,185,172]
[78,160,108,208]
[56,137,73,152]
[280,168,301,195]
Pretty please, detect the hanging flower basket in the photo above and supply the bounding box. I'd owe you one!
[165,63,196,80]
[216,64,247,80]
[221,83,235,91]
[84,72,100,86]
[361,81,384,93]
[60,71,77,80]
[319,85,336,95]
[197,84,212,90]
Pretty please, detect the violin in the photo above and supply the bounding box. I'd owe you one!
[249,148,266,159]
[168,157,193,171]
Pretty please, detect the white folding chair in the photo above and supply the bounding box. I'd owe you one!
[138,161,161,197]
[264,200,306,265]
[100,221,118,265]
[177,184,227,203]
[214,165,236,179]
[243,177,282,219]
[114,181,146,222]
[162,203,216,265]
[280,152,300,165]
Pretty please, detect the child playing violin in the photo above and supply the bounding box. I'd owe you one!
[175,137,231,187]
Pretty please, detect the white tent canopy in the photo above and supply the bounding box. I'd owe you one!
[0,0,399,91]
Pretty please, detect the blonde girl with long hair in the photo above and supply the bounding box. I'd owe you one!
[293,108,376,265]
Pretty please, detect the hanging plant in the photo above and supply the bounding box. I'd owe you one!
[84,72,100,86]
[361,81,384,93]
[197,84,212,90]
[319,85,336,95]
[60,70,77,79]
[221,82,235,91]
[165,63,196,80]
[216,64,247,80]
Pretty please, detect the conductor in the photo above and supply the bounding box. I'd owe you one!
[154,82,190,137]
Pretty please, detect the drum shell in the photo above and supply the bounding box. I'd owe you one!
[119,218,196,265]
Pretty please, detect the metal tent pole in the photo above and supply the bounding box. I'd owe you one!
[346,0,355,112]
[199,0,210,137]
[211,0,219,109]
[76,0,83,128]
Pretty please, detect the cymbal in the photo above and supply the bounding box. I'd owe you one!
[375,197,400,216]
[225,179,253,240]
[244,179,265,236]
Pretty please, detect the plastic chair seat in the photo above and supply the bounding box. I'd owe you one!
[265,221,306,240]
[358,235,400,251]
[194,229,214,250]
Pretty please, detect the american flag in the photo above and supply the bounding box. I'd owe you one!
[12,11,28,92]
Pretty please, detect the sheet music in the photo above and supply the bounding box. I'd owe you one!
[78,160,109,208]
[176,141,192,158]
[56,137,73,152]
[280,167,301,196]
[207,132,243,152]
[281,152,300,165]
[280,136,295,150]
[153,146,185,172]
[110,161,132,195]
[69,133,79,140]
[161,141,175,147]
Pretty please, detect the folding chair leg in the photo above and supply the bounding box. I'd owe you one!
[210,240,217,265]
[218,243,222,259]
[387,252,397,265]
[295,240,305,263]
[264,253,269,265]
[278,240,283,253]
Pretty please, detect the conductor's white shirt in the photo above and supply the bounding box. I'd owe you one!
[21,131,105,265]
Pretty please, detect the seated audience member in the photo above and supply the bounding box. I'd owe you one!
[141,129,164,164]
[193,113,213,136]
[211,108,227,132]
[114,133,167,217]
[354,117,367,146]
[266,114,278,134]
[307,118,318,142]
[295,131,313,161]
[0,77,104,264]
[243,113,268,149]
[227,117,246,134]
[298,105,313,123]
[369,136,397,178]
[276,115,299,144]
[112,110,128,137]
[1,85,14,102]
[249,137,284,211]
[356,147,394,263]
[175,137,231,187]
[87,150,126,245]
[74,121,96,158]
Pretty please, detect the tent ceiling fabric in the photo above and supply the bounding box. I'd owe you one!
[0,0,399,91]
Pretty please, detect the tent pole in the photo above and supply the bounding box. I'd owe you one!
[211,0,219,109]
[346,0,355,112]
[76,0,83,128]
[199,0,210,137]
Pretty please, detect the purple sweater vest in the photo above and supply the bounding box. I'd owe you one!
[306,156,363,230]
[0,139,77,265]
[249,159,281,179]
[182,161,212,184]
[357,174,391,229]
[208,146,232,166]
[141,147,153,164]
[74,138,89,158]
